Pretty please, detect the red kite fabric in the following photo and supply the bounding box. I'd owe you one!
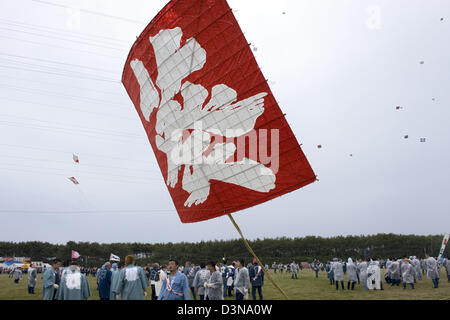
[122,0,316,223]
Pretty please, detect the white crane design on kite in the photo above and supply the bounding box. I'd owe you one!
[131,27,276,207]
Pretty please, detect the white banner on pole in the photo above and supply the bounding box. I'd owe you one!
[110,253,120,262]
[438,233,449,261]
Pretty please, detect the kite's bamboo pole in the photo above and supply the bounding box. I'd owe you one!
[227,213,289,300]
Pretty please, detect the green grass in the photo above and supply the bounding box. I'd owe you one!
[1,269,448,300]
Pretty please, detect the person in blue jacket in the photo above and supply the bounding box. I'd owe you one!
[249,259,264,300]
[97,262,112,300]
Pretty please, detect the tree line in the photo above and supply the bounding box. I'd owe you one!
[0,234,447,267]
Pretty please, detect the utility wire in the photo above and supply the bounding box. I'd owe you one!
[0,97,137,121]
[0,121,146,144]
[0,114,142,137]
[0,154,160,175]
[0,34,124,60]
[0,143,155,165]
[0,52,120,75]
[0,64,120,83]
[0,18,131,44]
[0,26,127,52]
[32,0,147,25]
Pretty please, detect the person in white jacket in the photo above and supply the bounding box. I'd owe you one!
[233,259,250,300]
[154,264,168,299]
[204,261,224,300]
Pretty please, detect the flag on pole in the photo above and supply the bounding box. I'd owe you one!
[71,250,80,259]
[110,253,120,262]
[438,233,449,261]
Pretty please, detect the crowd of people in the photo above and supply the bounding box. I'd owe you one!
[1,256,265,300]
[2,254,448,300]
[321,254,448,291]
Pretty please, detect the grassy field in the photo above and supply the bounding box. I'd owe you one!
[0,269,448,300]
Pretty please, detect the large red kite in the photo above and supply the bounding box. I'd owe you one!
[122,0,316,223]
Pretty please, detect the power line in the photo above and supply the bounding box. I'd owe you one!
[0,154,160,175]
[0,26,127,52]
[0,82,128,109]
[0,52,119,75]
[0,18,131,45]
[0,143,154,164]
[0,165,155,185]
[0,120,146,144]
[0,97,137,121]
[0,63,120,84]
[0,20,130,48]
[0,72,127,98]
[1,57,120,83]
[0,114,143,138]
[0,34,123,60]
[0,210,177,216]
[0,162,160,183]
[0,56,120,82]
[32,0,147,25]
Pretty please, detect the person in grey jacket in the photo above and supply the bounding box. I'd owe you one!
[358,259,368,290]
[13,268,22,284]
[27,264,37,294]
[388,258,401,286]
[346,258,358,290]
[233,259,250,300]
[401,257,415,289]
[444,258,450,282]
[421,259,427,275]
[411,256,421,281]
[425,254,440,288]
[331,259,344,291]
[192,263,210,300]
[204,261,223,300]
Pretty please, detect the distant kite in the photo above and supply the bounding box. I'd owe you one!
[73,154,79,164]
[317,145,322,149]
[420,138,426,143]
[68,177,80,185]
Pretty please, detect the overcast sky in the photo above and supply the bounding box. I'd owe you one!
[0,0,449,244]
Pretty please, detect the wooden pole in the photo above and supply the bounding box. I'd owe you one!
[227,213,289,300]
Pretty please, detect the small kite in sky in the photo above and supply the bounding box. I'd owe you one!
[396,106,403,110]
[73,154,79,164]
[420,138,426,143]
[317,145,322,149]
[420,61,425,65]
[404,135,409,139]
[68,177,80,185]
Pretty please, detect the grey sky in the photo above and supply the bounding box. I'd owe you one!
[0,0,449,244]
